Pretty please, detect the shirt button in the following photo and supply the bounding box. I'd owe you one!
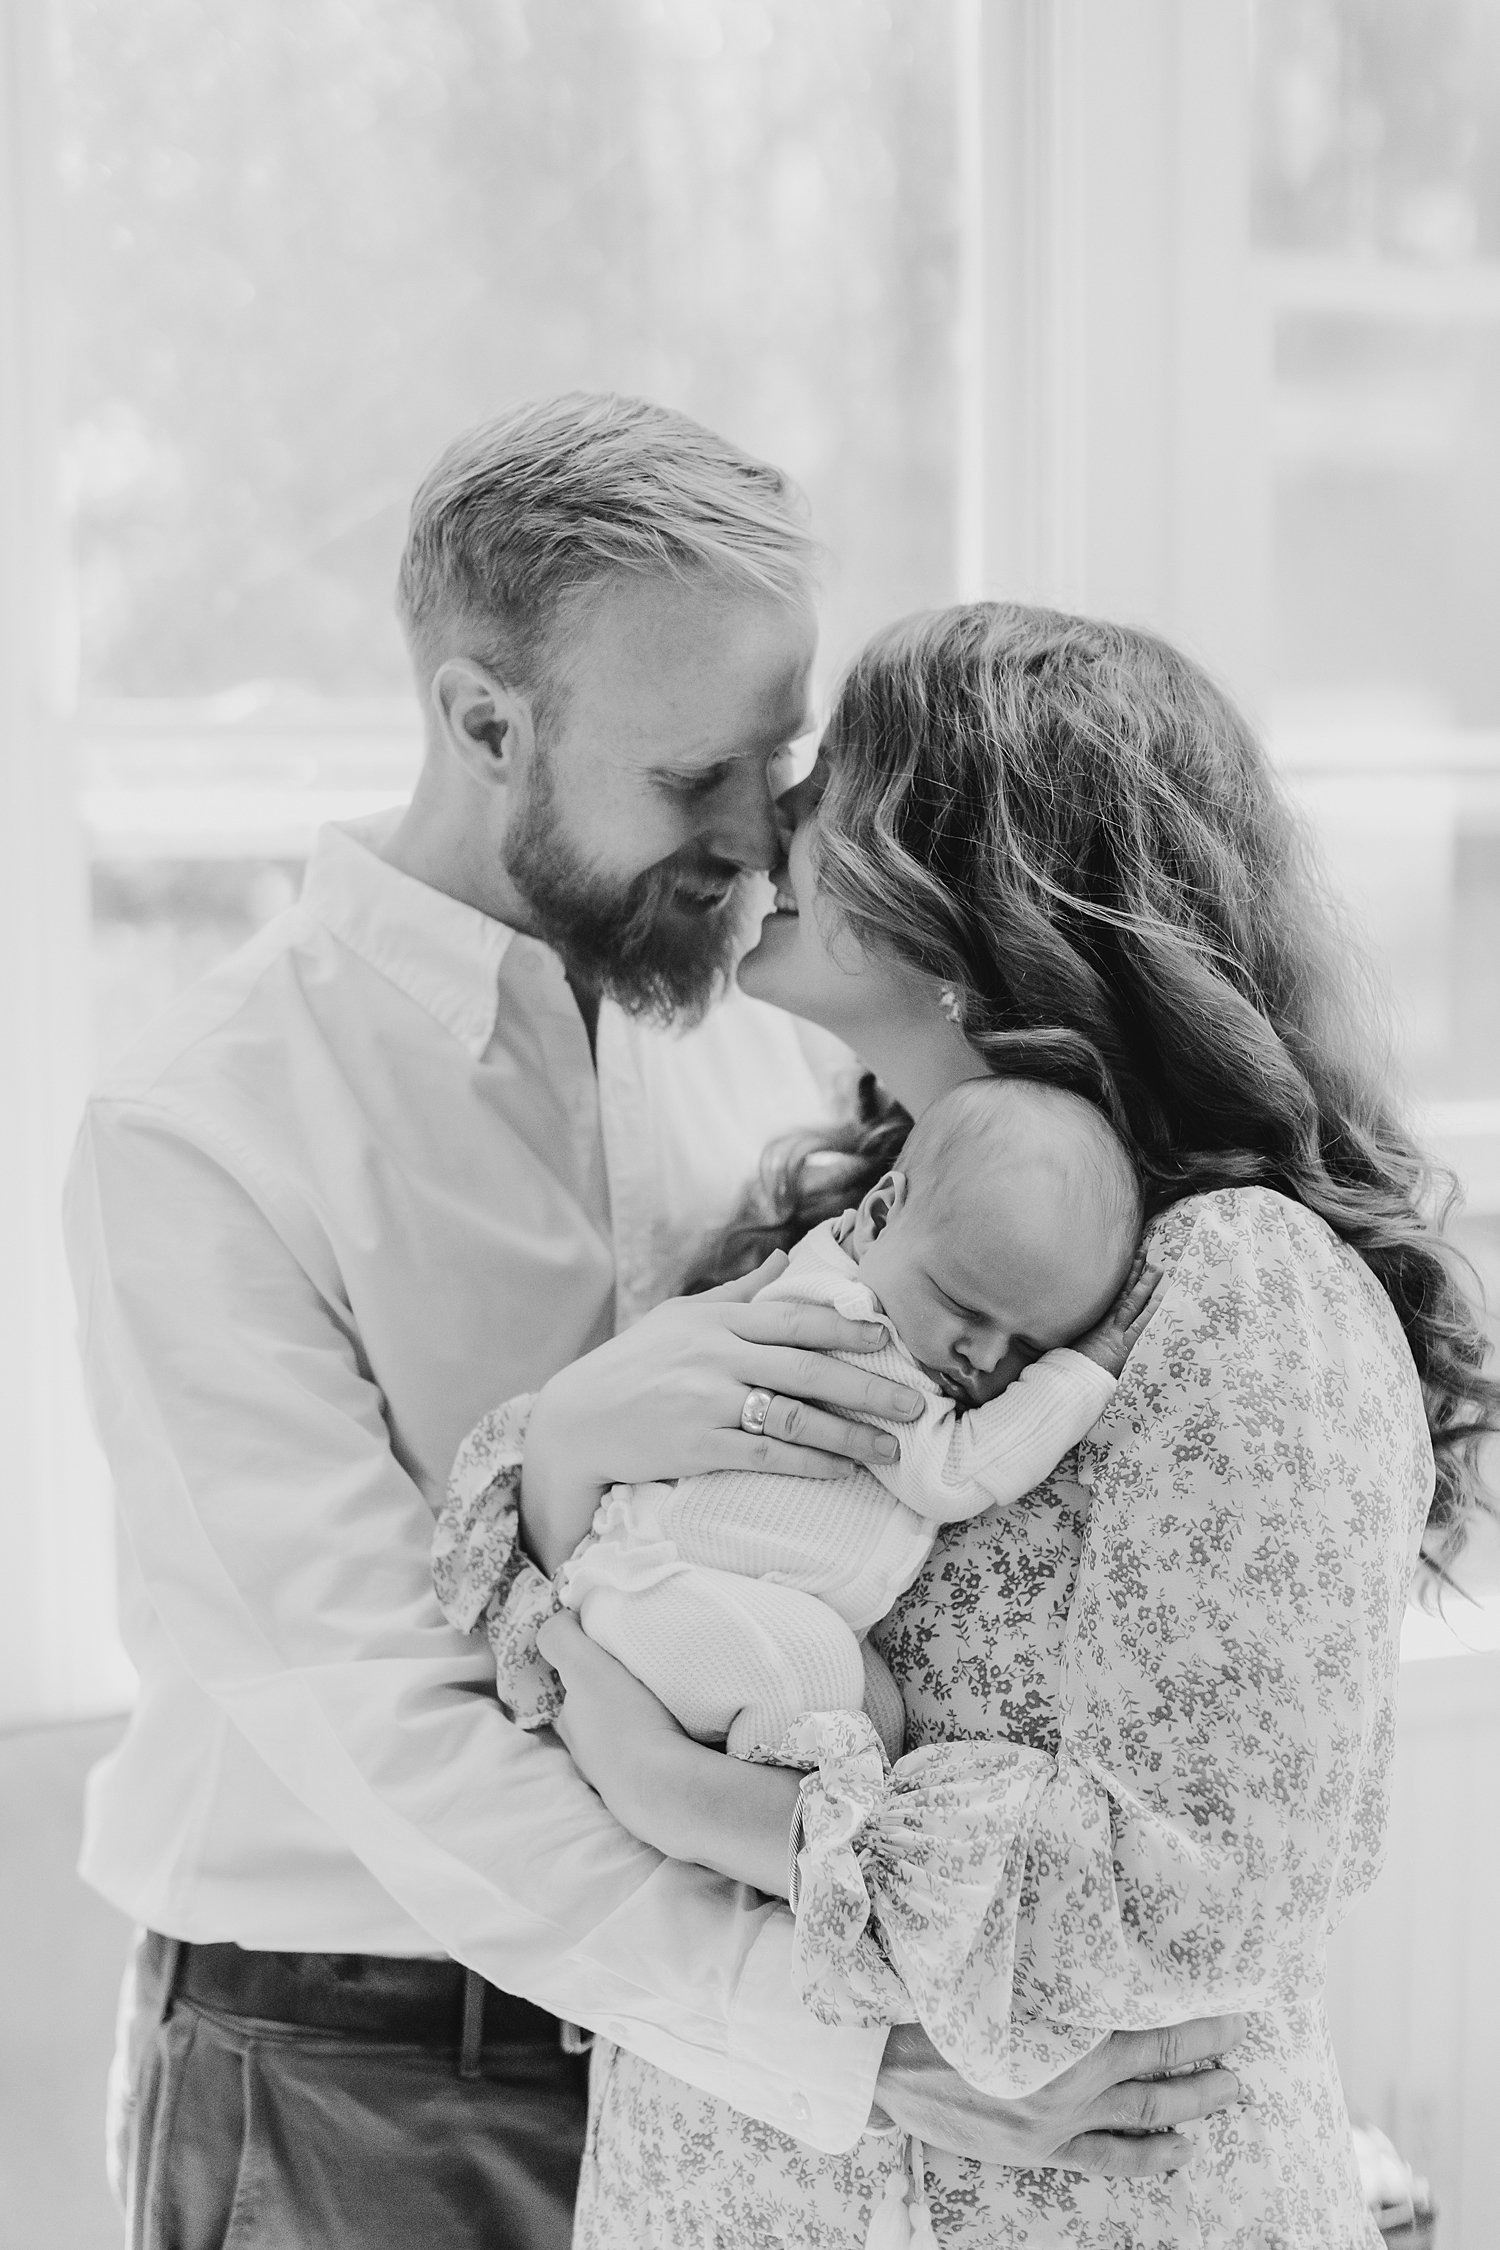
[789,2092,812,2128]
[603,2019,627,2045]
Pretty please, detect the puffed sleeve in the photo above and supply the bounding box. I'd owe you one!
[432,1394,565,1728]
[790,1188,1435,2096]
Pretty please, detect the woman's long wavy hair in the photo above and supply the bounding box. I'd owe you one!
[705,603,1498,1593]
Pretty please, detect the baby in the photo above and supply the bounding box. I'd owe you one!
[547,1076,1159,1763]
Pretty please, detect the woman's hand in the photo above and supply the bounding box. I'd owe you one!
[536,1611,686,1827]
[875,2015,1247,2175]
[537,1612,801,1896]
[522,1252,926,1572]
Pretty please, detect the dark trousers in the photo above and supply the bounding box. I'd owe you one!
[115,1932,590,2250]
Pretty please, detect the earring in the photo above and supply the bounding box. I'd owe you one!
[936,984,963,1025]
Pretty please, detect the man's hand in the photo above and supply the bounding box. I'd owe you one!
[522,1253,924,1572]
[874,2016,1245,2176]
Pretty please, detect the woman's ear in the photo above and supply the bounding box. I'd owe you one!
[430,657,535,791]
[850,1169,908,1258]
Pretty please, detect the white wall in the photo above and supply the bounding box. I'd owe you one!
[1327,1649,1500,2250]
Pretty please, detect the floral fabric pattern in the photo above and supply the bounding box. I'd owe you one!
[789,1714,1100,2095]
[568,1188,1432,2248]
[431,1392,568,1729]
[778,1710,914,2026]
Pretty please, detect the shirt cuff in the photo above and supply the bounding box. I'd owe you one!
[726,1905,888,2152]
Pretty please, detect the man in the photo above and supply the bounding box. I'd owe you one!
[66,394,1242,2247]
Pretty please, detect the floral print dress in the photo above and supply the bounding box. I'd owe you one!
[436,1187,1433,2249]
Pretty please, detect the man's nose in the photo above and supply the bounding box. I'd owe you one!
[707,764,782,872]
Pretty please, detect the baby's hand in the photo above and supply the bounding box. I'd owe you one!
[1072,1250,1165,1378]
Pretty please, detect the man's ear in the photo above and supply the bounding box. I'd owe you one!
[850,1169,908,1257]
[429,658,535,792]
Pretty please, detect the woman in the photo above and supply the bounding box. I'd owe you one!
[439,605,1497,2246]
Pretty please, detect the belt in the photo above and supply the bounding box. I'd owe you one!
[154,1934,574,2078]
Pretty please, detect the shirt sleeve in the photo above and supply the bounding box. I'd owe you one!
[791,1189,1434,2097]
[877,1351,1117,1522]
[64,1097,885,2151]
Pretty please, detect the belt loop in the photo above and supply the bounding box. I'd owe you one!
[458,1969,486,2080]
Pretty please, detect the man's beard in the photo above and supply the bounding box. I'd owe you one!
[503,746,755,1024]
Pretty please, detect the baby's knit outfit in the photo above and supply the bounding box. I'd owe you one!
[558,1218,1116,1758]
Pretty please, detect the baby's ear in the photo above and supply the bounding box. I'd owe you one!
[851,1169,908,1256]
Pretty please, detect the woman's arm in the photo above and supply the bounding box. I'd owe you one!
[520,1252,924,1574]
[793,1190,1435,2095]
[534,1618,1253,2172]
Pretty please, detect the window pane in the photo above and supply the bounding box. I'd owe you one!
[1254,0,1500,723]
[91,860,300,1068]
[1253,0,1500,1138]
[57,0,964,704]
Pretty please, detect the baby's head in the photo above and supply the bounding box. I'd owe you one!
[849,1077,1142,1405]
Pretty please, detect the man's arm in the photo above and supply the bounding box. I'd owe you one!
[64,1097,884,2153]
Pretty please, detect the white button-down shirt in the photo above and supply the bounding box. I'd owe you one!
[64,812,884,2151]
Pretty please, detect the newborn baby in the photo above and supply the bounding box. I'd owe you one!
[552,1076,1159,1763]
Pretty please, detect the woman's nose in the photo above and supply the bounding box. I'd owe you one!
[773,756,828,837]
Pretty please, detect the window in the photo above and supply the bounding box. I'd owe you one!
[6,10,1494,2226]
[1255,0,1500,1302]
[5,0,1493,1730]
[57,0,967,1067]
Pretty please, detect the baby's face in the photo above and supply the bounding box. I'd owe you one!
[854,1171,1131,1407]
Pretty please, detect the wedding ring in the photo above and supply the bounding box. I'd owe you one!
[739,1387,774,1436]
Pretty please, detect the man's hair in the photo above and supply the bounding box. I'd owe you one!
[396,391,819,694]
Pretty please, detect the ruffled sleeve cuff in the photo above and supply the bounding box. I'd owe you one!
[780,1712,914,2030]
[433,1394,565,1729]
[789,1717,1106,2091]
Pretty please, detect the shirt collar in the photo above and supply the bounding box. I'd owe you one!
[300,811,540,1058]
